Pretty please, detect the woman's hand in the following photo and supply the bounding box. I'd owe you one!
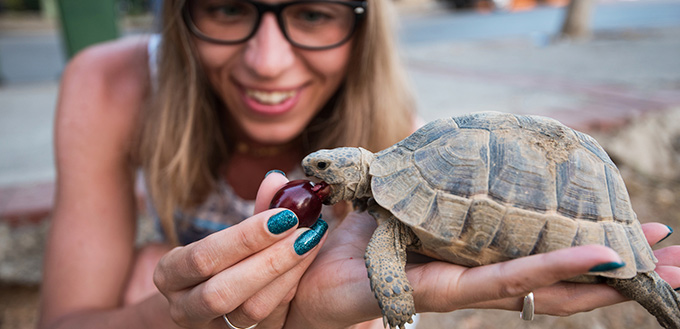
[287,211,680,329]
[153,172,328,329]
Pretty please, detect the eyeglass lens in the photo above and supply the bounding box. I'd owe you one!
[188,0,358,48]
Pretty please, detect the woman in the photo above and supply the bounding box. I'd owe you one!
[39,0,680,328]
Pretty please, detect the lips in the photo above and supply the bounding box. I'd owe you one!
[246,89,296,105]
[241,87,302,115]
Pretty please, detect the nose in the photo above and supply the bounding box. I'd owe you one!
[243,13,295,78]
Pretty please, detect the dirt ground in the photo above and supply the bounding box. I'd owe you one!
[1,162,678,329]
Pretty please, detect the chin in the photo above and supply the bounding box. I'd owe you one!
[243,122,304,145]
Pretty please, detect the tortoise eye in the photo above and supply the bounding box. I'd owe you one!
[317,161,328,170]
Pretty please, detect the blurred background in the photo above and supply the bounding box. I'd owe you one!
[1,0,679,328]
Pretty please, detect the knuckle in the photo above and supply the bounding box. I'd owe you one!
[236,228,260,255]
[168,303,190,327]
[199,281,232,315]
[550,284,585,316]
[496,264,532,298]
[265,253,288,278]
[152,263,167,289]
[187,244,216,278]
[240,300,270,323]
[152,268,166,292]
[153,249,180,290]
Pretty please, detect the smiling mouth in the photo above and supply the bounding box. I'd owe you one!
[246,89,297,105]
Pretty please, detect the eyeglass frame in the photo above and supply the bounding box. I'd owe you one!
[182,0,368,50]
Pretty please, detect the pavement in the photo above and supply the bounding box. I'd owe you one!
[1,2,680,284]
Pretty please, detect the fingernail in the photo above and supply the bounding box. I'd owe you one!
[294,218,328,255]
[659,225,673,243]
[589,261,626,272]
[267,210,298,234]
[265,170,286,178]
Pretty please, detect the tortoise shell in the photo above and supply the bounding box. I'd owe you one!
[368,112,656,279]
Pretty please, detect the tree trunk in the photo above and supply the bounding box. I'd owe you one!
[560,0,594,40]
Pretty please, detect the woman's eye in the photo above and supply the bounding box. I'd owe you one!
[216,5,245,16]
[299,10,328,22]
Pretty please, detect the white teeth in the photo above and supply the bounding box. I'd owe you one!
[246,89,296,105]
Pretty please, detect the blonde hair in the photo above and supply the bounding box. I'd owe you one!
[138,0,415,245]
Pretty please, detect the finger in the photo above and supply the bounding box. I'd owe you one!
[226,234,327,328]
[179,219,328,322]
[412,245,622,312]
[527,265,680,315]
[207,299,292,329]
[154,208,299,291]
[254,170,289,214]
[458,245,622,302]
[656,265,680,289]
[467,281,625,315]
[655,245,680,267]
[641,222,674,246]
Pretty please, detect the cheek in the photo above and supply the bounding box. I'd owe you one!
[306,43,352,84]
[194,42,240,82]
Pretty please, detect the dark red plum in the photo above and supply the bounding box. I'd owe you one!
[269,180,330,227]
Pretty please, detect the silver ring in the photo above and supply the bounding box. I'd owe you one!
[223,314,258,329]
[520,292,535,321]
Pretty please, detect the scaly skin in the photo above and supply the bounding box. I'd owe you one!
[365,205,417,329]
[607,272,680,329]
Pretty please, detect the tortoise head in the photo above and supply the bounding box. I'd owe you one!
[302,147,375,205]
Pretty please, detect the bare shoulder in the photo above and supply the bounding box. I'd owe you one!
[56,35,152,163]
[60,35,151,114]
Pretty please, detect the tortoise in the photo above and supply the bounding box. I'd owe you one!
[301,112,680,329]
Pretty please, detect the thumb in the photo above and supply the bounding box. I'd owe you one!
[254,170,290,214]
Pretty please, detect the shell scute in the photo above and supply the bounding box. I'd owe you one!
[533,215,579,253]
[413,129,490,198]
[575,130,615,167]
[371,145,411,178]
[453,111,520,131]
[556,148,613,221]
[390,182,436,227]
[626,224,657,272]
[490,208,546,260]
[413,192,470,245]
[459,198,505,254]
[574,220,606,246]
[399,117,458,151]
[605,165,636,223]
[601,222,637,279]
[488,130,558,212]
[371,166,422,212]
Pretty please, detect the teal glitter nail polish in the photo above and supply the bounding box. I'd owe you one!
[294,218,328,255]
[267,210,297,235]
[659,225,674,243]
[589,261,626,272]
[265,169,286,178]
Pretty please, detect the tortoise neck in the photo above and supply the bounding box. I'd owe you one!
[353,147,375,199]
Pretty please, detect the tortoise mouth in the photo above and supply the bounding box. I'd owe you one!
[322,182,344,205]
[304,177,342,205]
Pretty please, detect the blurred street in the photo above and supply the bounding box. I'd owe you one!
[1,0,680,328]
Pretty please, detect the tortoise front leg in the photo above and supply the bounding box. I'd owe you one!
[365,205,416,329]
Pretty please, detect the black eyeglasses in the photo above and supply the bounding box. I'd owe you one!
[184,0,367,50]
